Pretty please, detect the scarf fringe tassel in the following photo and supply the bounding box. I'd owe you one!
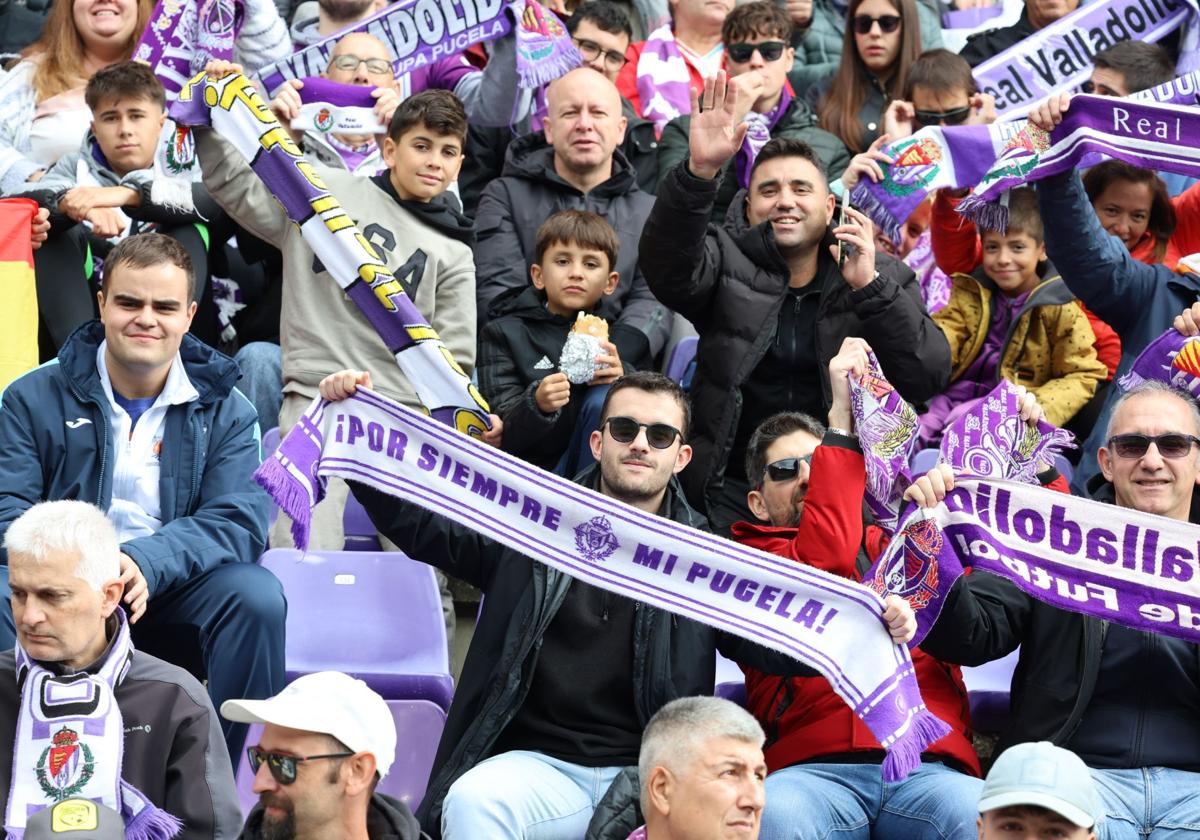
[849,183,901,245]
[125,802,185,840]
[881,709,952,782]
[955,194,1009,233]
[254,456,315,551]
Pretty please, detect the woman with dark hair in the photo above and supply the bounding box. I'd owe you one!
[1082,160,1200,269]
[807,0,923,154]
[0,0,153,193]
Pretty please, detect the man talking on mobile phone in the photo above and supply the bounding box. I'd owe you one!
[640,70,950,531]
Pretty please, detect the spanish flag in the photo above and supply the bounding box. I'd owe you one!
[0,199,38,390]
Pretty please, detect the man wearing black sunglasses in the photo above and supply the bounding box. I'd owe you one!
[224,671,426,840]
[922,381,1200,839]
[324,369,826,839]
[643,71,949,532]
[729,340,981,840]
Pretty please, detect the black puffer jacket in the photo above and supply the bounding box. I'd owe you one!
[473,134,672,371]
[639,162,951,510]
[349,466,817,839]
[477,285,593,470]
[921,478,1200,760]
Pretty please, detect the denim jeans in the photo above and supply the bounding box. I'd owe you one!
[758,761,983,840]
[441,750,623,839]
[232,341,282,436]
[553,385,608,479]
[1092,767,1200,839]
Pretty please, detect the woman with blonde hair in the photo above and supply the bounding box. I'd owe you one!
[0,0,153,193]
[808,0,922,154]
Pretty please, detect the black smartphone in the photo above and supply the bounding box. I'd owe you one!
[836,191,857,267]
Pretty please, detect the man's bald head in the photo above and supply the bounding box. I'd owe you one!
[543,67,627,182]
[326,32,396,87]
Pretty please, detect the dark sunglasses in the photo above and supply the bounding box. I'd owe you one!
[604,416,683,449]
[852,13,901,33]
[1107,433,1200,460]
[573,37,628,69]
[913,105,972,128]
[763,454,813,483]
[247,746,354,785]
[726,40,788,63]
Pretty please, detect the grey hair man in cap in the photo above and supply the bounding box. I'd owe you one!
[222,671,427,840]
[977,742,1100,840]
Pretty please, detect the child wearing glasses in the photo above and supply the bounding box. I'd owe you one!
[916,188,1107,445]
[656,1,851,222]
[477,210,626,475]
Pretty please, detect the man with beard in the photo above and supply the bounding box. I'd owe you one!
[224,671,427,840]
[640,71,949,532]
[315,367,917,838]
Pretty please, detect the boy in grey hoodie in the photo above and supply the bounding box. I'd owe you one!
[18,62,218,357]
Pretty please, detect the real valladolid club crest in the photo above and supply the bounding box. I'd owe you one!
[315,108,335,133]
[37,727,95,801]
[574,516,620,563]
[165,127,195,175]
[881,136,943,198]
[871,517,942,610]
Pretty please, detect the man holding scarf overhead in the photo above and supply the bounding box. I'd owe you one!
[919,376,1200,838]
[0,501,241,840]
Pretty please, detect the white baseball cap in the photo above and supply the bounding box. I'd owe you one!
[978,741,1099,829]
[221,672,396,779]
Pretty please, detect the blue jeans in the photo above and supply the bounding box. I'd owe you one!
[233,341,282,435]
[0,562,286,767]
[441,750,623,839]
[554,385,608,479]
[1092,767,1200,839]
[759,761,983,840]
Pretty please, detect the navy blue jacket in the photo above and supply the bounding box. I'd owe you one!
[0,322,269,596]
[1038,170,1200,492]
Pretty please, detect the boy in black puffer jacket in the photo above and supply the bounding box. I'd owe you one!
[477,210,626,474]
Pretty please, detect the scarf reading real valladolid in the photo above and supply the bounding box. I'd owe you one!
[858,340,1200,651]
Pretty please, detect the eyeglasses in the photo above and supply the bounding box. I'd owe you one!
[329,54,393,75]
[247,747,355,785]
[763,454,812,483]
[726,40,788,63]
[1107,433,1200,460]
[913,105,972,128]
[603,416,683,449]
[852,13,902,33]
[573,37,628,70]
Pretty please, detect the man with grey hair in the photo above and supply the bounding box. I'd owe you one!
[630,696,767,840]
[0,500,242,840]
[919,374,1200,838]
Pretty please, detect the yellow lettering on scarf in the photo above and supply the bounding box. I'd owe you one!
[295,160,328,191]
[321,211,355,234]
[355,233,381,260]
[218,75,273,123]
[439,345,468,378]
[455,406,490,437]
[407,326,439,343]
[358,263,403,310]
[260,126,303,157]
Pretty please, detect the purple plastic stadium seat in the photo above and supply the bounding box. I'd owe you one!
[665,336,698,385]
[714,651,747,708]
[343,492,383,551]
[259,549,454,709]
[961,648,1019,732]
[262,426,281,460]
[909,447,940,476]
[233,698,446,817]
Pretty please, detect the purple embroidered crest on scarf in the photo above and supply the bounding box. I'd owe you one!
[850,352,919,533]
[134,0,243,96]
[1117,329,1200,397]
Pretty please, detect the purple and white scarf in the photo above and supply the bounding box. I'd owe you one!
[5,612,181,840]
[850,352,920,533]
[170,72,491,539]
[635,24,694,133]
[850,72,1200,240]
[971,0,1196,121]
[134,0,244,97]
[1117,328,1200,397]
[734,86,791,188]
[258,388,951,781]
[902,230,951,314]
[290,78,384,137]
[255,0,578,96]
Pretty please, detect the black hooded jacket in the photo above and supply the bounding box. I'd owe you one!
[239,793,427,839]
[639,161,951,510]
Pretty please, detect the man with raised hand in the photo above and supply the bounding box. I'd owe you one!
[919,380,1200,839]
[640,70,949,532]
